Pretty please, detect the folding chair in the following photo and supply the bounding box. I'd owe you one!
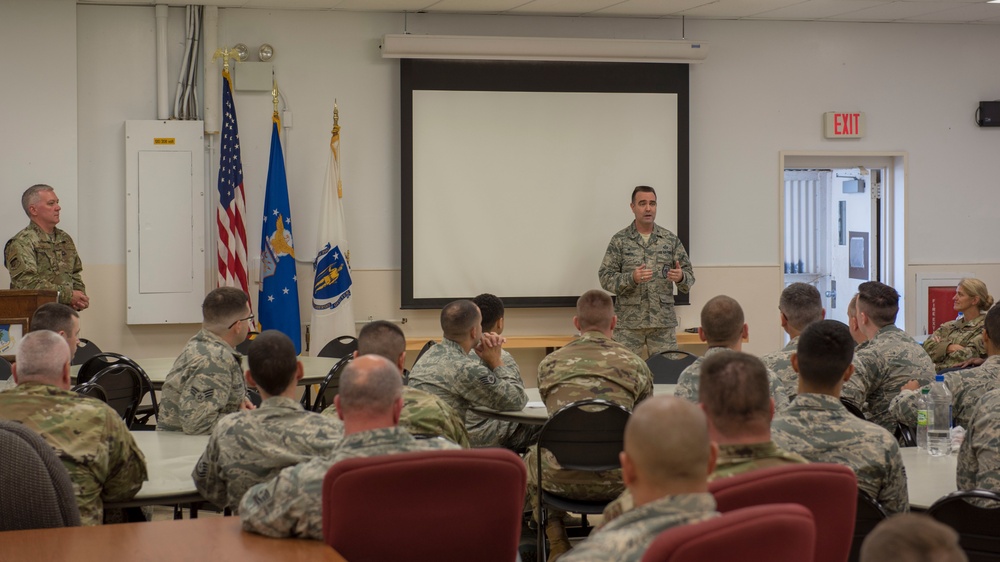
[317,335,358,359]
[849,491,889,562]
[0,420,81,530]
[311,356,353,413]
[928,489,1000,562]
[645,351,698,384]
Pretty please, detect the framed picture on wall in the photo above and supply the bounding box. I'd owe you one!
[0,318,28,360]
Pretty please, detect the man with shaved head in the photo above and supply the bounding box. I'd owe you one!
[0,330,146,525]
[674,295,789,410]
[240,354,460,539]
[563,396,719,561]
[408,299,533,449]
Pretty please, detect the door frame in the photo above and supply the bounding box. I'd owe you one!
[778,151,909,330]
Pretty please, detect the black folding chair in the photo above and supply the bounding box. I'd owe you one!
[897,422,917,447]
[312,356,353,413]
[413,340,436,367]
[78,353,158,429]
[235,332,259,355]
[88,364,144,429]
[848,491,889,562]
[535,398,631,562]
[70,338,103,366]
[928,489,1000,562]
[72,381,109,402]
[841,398,866,420]
[317,335,358,359]
[0,356,11,381]
[645,351,698,384]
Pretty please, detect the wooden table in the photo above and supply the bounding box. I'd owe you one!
[0,516,346,562]
[900,448,957,510]
[471,384,677,425]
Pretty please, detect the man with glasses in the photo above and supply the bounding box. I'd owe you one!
[158,287,256,434]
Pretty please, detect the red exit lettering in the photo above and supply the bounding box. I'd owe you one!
[835,113,859,135]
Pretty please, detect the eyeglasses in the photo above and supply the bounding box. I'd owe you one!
[228,314,255,329]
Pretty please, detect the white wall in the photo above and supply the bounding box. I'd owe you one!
[9,5,1000,369]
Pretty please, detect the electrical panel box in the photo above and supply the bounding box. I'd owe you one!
[125,120,206,324]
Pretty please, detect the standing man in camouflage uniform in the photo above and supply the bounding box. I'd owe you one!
[528,289,653,559]
[772,320,909,514]
[603,351,806,525]
[408,299,535,450]
[322,320,470,447]
[892,305,1000,431]
[561,396,718,562]
[5,184,89,310]
[193,330,344,513]
[0,330,147,525]
[842,282,936,433]
[761,283,825,394]
[158,287,255,434]
[30,302,81,362]
[467,293,527,448]
[240,355,459,539]
[599,186,694,358]
[674,295,789,410]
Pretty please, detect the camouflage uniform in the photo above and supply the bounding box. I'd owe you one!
[0,382,147,525]
[466,349,531,448]
[193,395,345,512]
[157,329,246,435]
[890,355,1000,430]
[4,222,85,305]
[841,325,937,433]
[761,336,799,395]
[675,347,791,411]
[239,426,459,539]
[321,386,471,448]
[601,441,806,524]
[772,393,909,513]
[562,493,717,562]
[923,315,986,371]
[598,222,694,356]
[408,338,532,448]
[526,331,653,508]
[958,388,1000,492]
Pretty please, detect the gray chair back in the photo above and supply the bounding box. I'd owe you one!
[0,420,81,530]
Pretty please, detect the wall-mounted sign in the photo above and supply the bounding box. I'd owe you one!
[823,112,865,139]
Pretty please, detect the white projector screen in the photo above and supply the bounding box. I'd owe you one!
[401,60,690,308]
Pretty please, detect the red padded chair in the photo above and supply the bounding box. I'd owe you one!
[322,448,526,562]
[641,503,816,562]
[708,463,857,562]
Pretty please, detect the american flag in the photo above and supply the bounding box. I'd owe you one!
[217,70,249,296]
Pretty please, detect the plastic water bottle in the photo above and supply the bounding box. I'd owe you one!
[928,374,953,456]
[916,387,930,451]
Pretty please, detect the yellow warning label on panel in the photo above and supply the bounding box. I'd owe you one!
[153,138,176,145]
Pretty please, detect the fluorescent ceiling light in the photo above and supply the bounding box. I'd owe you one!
[380,34,707,63]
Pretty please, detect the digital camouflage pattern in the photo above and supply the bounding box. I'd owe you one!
[407,338,527,432]
[0,382,147,525]
[841,325,936,433]
[890,355,1000,430]
[4,222,84,305]
[323,386,471,448]
[239,426,459,539]
[923,315,986,371]
[599,222,694,356]
[466,349,534,449]
[157,329,246,435]
[526,331,653,508]
[958,387,1000,493]
[562,493,717,562]
[675,347,791,411]
[761,337,799,395]
[772,393,909,513]
[600,441,806,524]
[193,396,344,512]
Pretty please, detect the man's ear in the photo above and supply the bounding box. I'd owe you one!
[697,327,707,342]
[244,369,255,388]
[791,352,800,374]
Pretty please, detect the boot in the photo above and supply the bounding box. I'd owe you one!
[545,517,572,561]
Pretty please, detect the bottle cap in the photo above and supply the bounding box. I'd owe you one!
[921,387,930,394]
[935,374,945,382]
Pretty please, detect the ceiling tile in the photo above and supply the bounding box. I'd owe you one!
[901,2,1000,21]
[824,1,971,21]
[678,0,807,18]
[508,0,630,15]
[744,0,890,20]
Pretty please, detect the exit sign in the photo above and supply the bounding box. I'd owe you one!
[824,112,866,139]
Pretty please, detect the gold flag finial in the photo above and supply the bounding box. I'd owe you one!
[332,100,340,135]
[272,76,279,117]
[212,47,239,73]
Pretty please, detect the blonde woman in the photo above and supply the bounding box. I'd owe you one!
[923,278,993,370]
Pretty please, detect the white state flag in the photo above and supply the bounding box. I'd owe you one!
[310,114,356,353]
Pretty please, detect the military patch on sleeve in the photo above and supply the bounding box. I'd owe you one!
[7,256,19,271]
[478,373,497,385]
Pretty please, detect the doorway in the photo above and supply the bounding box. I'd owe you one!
[780,153,906,328]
